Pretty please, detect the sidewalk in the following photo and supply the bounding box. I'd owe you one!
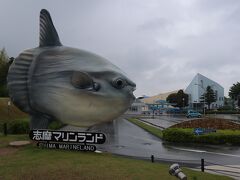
[192,165,240,179]
[138,115,189,129]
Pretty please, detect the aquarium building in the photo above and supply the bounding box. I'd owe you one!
[185,73,224,110]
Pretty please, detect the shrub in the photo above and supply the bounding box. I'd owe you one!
[7,119,29,134]
[0,85,8,97]
[48,121,65,130]
[162,128,193,142]
[162,128,240,145]
[206,110,240,114]
[217,106,233,111]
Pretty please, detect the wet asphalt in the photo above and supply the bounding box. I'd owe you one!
[62,115,240,167]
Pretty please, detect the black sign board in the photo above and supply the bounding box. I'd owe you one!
[37,142,96,152]
[29,130,106,144]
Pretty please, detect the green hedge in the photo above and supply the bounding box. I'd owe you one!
[5,119,29,134]
[162,128,240,145]
[217,106,233,111]
[0,119,65,134]
[48,121,65,130]
[206,110,240,114]
[0,85,9,97]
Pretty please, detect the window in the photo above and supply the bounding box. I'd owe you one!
[129,106,138,112]
[215,90,218,99]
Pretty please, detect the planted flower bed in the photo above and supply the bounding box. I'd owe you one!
[170,118,240,130]
[163,118,240,145]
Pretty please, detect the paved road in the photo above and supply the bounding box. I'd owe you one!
[140,115,188,129]
[64,118,240,178]
[63,117,240,167]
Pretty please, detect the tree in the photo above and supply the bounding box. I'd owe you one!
[166,90,189,108]
[0,48,13,97]
[229,82,240,101]
[229,82,240,108]
[200,86,216,109]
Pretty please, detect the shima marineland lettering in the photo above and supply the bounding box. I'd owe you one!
[29,130,106,144]
[37,142,96,152]
[30,130,106,152]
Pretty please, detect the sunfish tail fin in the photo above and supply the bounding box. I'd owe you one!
[39,9,62,47]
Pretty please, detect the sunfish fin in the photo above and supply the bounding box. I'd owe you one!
[39,9,62,47]
[7,49,35,114]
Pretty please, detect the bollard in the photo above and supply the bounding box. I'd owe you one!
[201,159,204,172]
[3,123,7,136]
[151,155,154,163]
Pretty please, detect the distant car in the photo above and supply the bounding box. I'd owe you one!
[186,110,202,118]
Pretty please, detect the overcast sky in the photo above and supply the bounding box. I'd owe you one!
[1,0,240,97]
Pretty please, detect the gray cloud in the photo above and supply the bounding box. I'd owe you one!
[138,18,172,32]
[0,0,240,97]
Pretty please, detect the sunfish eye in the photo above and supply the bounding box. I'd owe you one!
[112,78,126,89]
[71,72,93,89]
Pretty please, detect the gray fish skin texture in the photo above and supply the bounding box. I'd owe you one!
[8,46,136,129]
[32,46,136,127]
[7,9,136,129]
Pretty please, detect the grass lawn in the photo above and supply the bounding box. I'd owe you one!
[0,135,232,180]
[0,98,28,123]
[0,98,64,132]
[127,118,163,138]
[0,97,29,129]
[0,103,233,179]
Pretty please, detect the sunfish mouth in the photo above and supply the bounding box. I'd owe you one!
[127,80,136,92]
[129,86,136,100]
[128,84,136,98]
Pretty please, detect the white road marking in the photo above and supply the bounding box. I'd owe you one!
[206,152,240,158]
[171,147,206,153]
[170,147,240,158]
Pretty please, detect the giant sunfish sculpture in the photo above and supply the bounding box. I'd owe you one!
[7,9,136,129]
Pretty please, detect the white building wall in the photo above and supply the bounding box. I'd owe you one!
[185,73,224,109]
[125,99,146,115]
